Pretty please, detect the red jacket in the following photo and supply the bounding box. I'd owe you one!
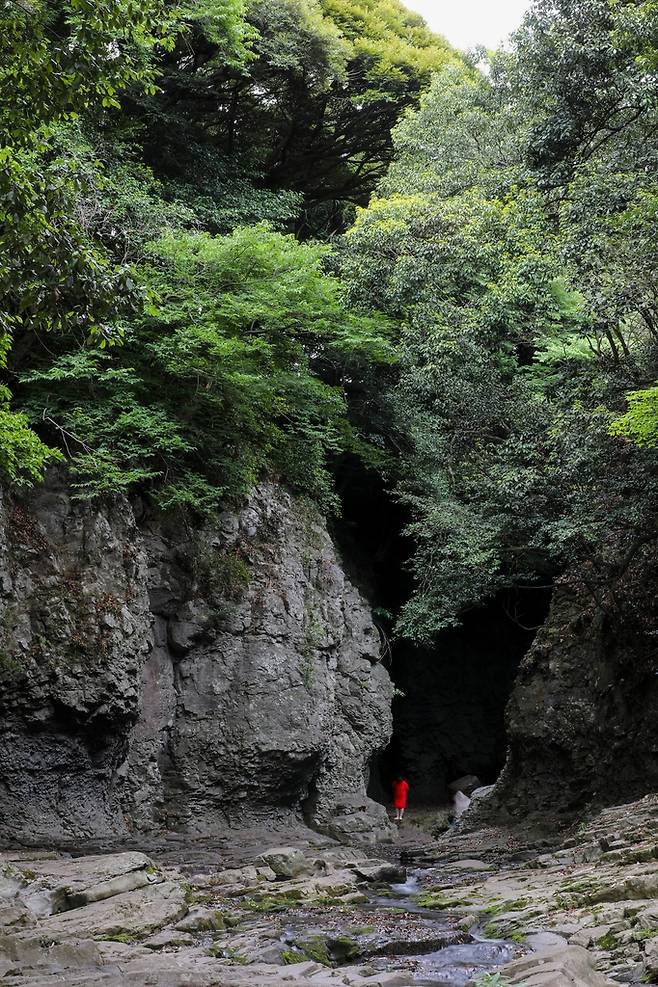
[392,779,409,809]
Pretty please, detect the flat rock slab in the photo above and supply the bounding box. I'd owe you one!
[40,880,187,940]
[0,952,421,986]
[15,852,153,886]
[501,945,620,987]
[450,859,495,871]
[0,902,36,931]
[0,935,104,980]
[15,852,158,917]
[526,932,569,953]
[143,929,197,949]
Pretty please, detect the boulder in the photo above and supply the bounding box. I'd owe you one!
[448,775,482,796]
[351,860,406,883]
[635,902,658,927]
[0,863,26,898]
[211,866,260,886]
[311,792,396,844]
[174,906,227,932]
[501,945,620,987]
[570,925,615,948]
[343,975,412,987]
[644,937,658,978]
[254,847,307,879]
[310,848,370,872]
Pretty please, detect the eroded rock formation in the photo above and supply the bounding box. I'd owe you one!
[0,474,393,843]
[469,549,658,825]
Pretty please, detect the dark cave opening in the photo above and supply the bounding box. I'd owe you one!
[370,600,548,806]
[331,454,551,809]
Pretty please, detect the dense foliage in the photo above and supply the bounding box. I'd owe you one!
[115,0,459,238]
[340,2,658,637]
[0,0,181,484]
[0,0,403,502]
[2,0,658,642]
[20,224,394,511]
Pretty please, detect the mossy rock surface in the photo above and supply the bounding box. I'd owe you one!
[416,893,468,910]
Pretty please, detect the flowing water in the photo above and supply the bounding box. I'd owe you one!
[362,868,519,985]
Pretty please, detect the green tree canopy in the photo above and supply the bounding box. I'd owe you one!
[126,0,459,235]
[510,0,658,182]
[340,21,658,638]
[0,0,193,484]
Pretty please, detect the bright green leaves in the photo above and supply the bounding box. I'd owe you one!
[320,0,454,95]
[146,224,395,367]
[0,384,62,487]
[611,387,658,448]
[19,226,394,512]
[252,0,349,92]
[180,0,254,60]
[138,225,395,509]
[613,0,658,71]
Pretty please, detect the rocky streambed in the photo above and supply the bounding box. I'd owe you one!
[0,794,657,986]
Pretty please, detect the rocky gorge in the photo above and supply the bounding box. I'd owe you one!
[0,471,657,987]
[4,0,658,982]
[1,793,657,986]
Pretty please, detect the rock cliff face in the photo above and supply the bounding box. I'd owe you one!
[0,474,393,843]
[469,548,658,825]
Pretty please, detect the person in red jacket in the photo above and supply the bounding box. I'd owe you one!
[392,776,410,823]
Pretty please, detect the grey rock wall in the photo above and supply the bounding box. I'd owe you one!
[0,474,393,843]
[0,481,151,841]
[464,547,658,828]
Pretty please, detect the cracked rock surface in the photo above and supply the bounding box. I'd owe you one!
[1,796,656,986]
[0,474,393,844]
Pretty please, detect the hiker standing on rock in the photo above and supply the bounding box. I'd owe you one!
[392,776,409,823]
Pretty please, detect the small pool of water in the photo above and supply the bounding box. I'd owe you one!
[363,867,521,985]
[412,940,518,985]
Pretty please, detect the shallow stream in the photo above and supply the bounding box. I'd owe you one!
[278,866,520,986]
[364,869,518,985]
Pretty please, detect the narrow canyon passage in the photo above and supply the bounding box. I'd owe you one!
[332,457,551,809]
[371,593,550,807]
